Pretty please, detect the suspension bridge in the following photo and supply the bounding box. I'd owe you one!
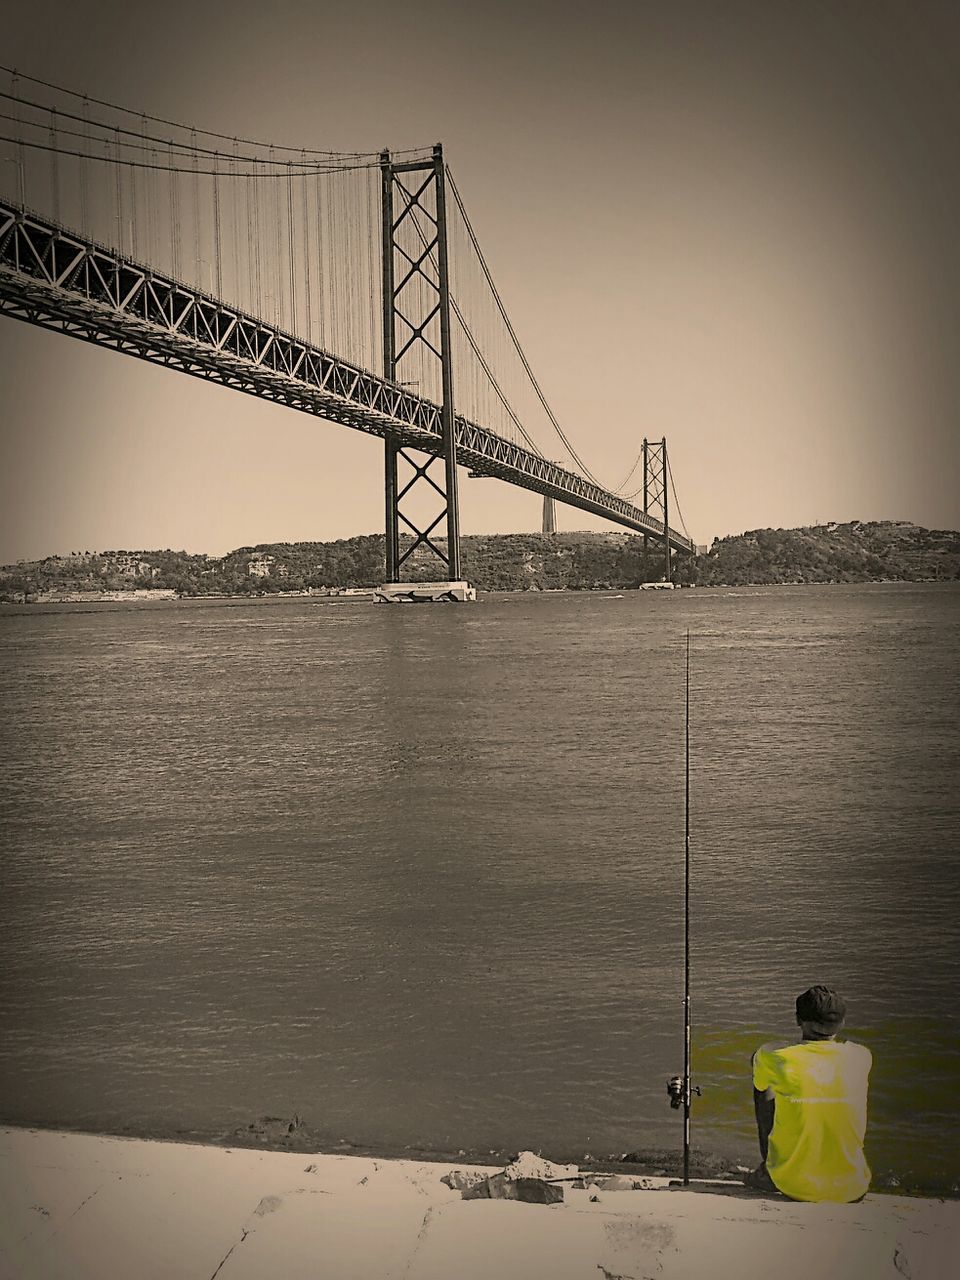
[0,67,696,588]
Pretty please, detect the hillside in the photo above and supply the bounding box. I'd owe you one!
[698,521,960,586]
[0,521,956,600]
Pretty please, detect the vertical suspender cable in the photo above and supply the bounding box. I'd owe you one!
[356,173,365,363]
[252,158,261,319]
[213,150,222,299]
[359,171,368,367]
[367,170,378,370]
[341,173,350,357]
[11,71,26,206]
[365,170,373,366]
[327,175,338,350]
[287,166,296,336]
[301,149,312,344]
[142,115,154,266]
[316,174,325,344]
[79,98,90,231]
[270,146,281,326]
[250,159,257,316]
[101,132,112,249]
[352,173,361,361]
[341,173,349,355]
[50,107,60,222]
[231,140,241,308]
[169,141,181,279]
[344,172,350,359]
[114,124,123,253]
[191,129,201,289]
[349,172,359,362]
[129,120,139,259]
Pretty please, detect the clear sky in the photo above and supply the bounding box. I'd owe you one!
[1,0,958,562]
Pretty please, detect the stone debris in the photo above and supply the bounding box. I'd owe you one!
[441,1170,490,1192]
[503,1151,578,1182]
[573,1174,659,1192]
[455,1150,575,1204]
[462,1173,564,1204]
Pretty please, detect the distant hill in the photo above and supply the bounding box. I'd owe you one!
[698,521,960,586]
[1,521,957,600]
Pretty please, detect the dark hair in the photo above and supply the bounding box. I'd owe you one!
[796,985,846,1025]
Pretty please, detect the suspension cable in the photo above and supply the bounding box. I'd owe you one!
[0,65,425,159]
[450,295,543,453]
[667,454,692,541]
[445,165,607,486]
[610,450,644,495]
[0,130,382,177]
[0,93,387,170]
[396,183,543,454]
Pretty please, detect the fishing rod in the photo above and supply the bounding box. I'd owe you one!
[683,628,692,1184]
[667,630,699,1184]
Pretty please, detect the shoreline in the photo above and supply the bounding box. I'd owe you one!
[0,1117,733,1182]
[4,1117,955,1200]
[1,578,956,609]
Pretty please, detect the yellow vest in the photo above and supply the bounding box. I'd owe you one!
[753,1039,872,1202]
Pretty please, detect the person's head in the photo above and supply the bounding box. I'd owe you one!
[795,985,846,1040]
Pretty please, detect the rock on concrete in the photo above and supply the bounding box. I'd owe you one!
[461,1173,564,1204]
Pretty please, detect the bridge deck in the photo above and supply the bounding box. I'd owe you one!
[0,201,694,553]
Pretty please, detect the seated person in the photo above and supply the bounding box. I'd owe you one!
[749,985,872,1202]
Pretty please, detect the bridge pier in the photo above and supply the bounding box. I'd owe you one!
[373,581,476,603]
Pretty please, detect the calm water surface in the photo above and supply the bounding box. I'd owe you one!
[1,585,957,1188]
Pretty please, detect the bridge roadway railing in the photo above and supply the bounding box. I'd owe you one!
[0,201,695,554]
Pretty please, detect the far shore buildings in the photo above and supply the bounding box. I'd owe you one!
[246,554,275,578]
[246,554,288,579]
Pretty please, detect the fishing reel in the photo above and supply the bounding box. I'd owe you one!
[666,1075,702,1109]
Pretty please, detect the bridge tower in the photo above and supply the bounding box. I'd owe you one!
[380,144,467,595]
[542,495,557,535]
[642,437,672,583]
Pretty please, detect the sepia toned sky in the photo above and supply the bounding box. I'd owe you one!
[1,0,958,561]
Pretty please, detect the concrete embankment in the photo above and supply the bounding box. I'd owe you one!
[1,1127,956,1279]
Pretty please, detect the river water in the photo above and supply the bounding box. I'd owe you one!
[1,584,957,1190]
